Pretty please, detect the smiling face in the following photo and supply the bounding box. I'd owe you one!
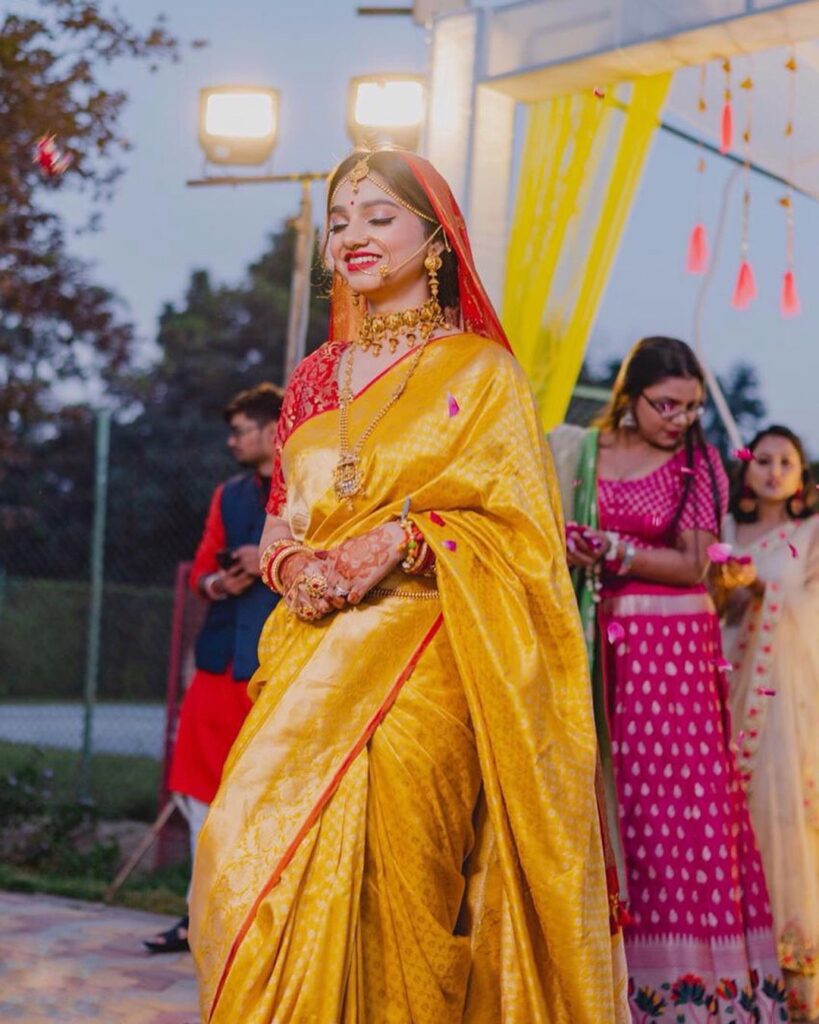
[327,175,440,311]
[745,434,803,504]
[633,375,705,450]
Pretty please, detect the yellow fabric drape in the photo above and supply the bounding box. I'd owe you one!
[190,333,618,1023]
[503,75,671,431]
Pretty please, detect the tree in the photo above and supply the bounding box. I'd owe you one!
[572,358,766,454]
[702,363,766,459]
[100,227,329,584]
[0,1,191,448]
[0,227,330,584]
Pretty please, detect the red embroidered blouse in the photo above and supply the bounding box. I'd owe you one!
[266,340,346,516]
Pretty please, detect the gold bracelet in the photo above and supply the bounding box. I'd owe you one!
[399,519,428,574]
[260,539,311,595]
[271,544,311,595]
[260,538,292,587]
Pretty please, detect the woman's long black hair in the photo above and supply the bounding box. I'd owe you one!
[595,336,722,536]
[729,424,816,522]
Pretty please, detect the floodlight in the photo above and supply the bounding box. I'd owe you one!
[198,87,279,166]
[347,75,425,149]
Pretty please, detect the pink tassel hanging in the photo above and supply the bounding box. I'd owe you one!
[781,269,801,317]
[720,100,733,153]
[732,260,757,310]
[686,223,709,274]
[781,54,799,319]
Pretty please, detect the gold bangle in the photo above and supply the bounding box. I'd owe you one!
[261,539,289,591]
[261,539,311,594]
[271,545,311,595]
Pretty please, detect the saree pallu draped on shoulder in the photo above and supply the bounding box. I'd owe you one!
[190,333,617,1023]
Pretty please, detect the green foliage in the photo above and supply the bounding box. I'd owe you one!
[0,742,160,822]
[576,357,767,457]
[0,745,184,911]
[703,362,767,458]
[1,228,330,585]
[129,227,330,418]
[1,1,190,445]
[0,861,188,915]
[0,578,172,698]
[0,750,118,876]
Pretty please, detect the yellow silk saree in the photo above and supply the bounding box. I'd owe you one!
[189,331,617,1023]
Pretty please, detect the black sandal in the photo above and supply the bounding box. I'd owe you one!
[143,914,190,954]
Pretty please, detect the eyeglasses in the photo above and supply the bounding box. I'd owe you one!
[228,424,261,439]
[640,393,705,423]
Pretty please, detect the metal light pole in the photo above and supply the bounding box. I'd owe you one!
[78,408,110,800]
[186,170,327,384]
[285,179,315,380]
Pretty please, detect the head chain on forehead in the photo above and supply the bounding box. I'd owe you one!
[330,154,437,224]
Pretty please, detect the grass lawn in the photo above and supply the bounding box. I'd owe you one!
[0,740,160,821]
[0,741,187,915]
[0,860,188,916]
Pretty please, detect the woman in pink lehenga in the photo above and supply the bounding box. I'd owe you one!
[549,337,789,1023]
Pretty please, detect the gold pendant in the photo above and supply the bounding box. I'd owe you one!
[334,452,363,500]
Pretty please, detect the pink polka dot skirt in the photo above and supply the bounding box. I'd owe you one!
[601,586,788,1023]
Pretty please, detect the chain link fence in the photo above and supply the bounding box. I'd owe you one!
[0,412,231,824]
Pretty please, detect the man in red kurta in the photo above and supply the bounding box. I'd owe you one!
[144,383,282,953]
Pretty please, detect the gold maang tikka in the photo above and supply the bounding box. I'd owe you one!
[330,152,438,224]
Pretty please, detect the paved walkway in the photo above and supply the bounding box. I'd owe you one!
[0,891,199,1023]
[0,703,165,758]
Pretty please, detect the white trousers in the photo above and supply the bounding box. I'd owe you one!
[173,793,209,904]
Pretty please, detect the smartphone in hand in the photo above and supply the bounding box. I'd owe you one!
[215,549,239,571]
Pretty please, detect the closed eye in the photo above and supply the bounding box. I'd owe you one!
[329,222,348,234]
[369,217,395,227]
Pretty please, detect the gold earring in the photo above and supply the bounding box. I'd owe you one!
[350,289,361,308]
[424,247,443,303]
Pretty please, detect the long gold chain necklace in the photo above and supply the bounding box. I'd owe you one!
[333,336,432,501]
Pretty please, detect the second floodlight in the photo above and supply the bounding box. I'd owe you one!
[347,75,425,150]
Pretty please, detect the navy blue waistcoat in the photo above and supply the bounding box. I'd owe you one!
[194,472,279,681]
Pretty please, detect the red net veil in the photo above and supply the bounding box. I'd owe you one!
[327,150,512,353]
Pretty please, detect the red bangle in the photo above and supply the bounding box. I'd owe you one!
[260,538,310,594]
[409,544,434,577]
[400,521,427,574]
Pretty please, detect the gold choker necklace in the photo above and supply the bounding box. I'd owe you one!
[356,298,446,356]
